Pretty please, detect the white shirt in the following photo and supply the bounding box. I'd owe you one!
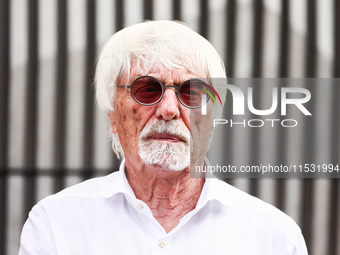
[19,159,308,255]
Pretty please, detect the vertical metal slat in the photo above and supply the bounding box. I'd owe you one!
[252,0,264,78]
[223,0,237,186]
[248,79,262,197]
[54,0,68,192]
[221,87,235,186]
[275,0,290,212]
[111,0,124,172]
[115,0,124,32]
[305,0,317,77]
[328,1,340,254]
[226,0,236,78]
[279,0,290,78]
[23,0,39,221]
[199,0,209,39]
[301,0,317,252]
[82,0,96,180]
[249,0,264,197]
[0,0,10,253]
[143,0,153,20]
[172,0,181,21]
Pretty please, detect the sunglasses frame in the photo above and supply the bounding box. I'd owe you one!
[117,75,210,109]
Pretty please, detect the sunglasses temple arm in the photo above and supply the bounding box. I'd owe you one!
[117,85,132,88]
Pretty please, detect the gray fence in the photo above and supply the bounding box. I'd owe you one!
[0,0,339,255]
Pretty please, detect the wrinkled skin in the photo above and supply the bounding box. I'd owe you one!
[108,64,214,232]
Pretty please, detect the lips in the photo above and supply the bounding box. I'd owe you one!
[148,133,186,143]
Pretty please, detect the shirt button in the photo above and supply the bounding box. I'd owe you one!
[159,240,167,248]
[136,204,143,210]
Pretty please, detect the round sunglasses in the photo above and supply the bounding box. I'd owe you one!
[117,76,211,109]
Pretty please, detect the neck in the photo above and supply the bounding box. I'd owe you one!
[125,159,205,233]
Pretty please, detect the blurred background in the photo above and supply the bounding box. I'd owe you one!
[0,0,339,254]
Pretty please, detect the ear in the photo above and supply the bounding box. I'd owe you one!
[108,112,118,134]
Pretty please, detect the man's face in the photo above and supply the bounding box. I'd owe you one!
[108,64,214,172]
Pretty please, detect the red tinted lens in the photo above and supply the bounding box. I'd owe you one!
[131,77,163,104]
[179,80,208,107]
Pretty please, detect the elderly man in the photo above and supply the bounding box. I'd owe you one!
[19,20,307,254]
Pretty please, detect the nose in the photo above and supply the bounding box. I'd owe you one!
[155,88,180,120]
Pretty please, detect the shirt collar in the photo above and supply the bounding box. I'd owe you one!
[100,159,135,198]
[100,159,232,208]
[198,158,233,208]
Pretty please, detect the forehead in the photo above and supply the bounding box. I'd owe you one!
[126,62,207,84]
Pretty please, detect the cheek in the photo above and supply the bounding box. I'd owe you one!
[132,108,143,122]
[116,101,141,123]
[192,107,213,139]
[115,101,153,143]
[180,108,192,131]
[131,107,144,121]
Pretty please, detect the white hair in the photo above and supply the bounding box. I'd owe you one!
[95,20,227,158]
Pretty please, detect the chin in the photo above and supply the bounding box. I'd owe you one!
[138,140,190,171]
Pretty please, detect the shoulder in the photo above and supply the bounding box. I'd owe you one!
[210,178,302,232]
[205,179,307,254]
[38,171,120,203]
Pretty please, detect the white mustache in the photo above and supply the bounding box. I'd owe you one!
[139,120,191,144]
